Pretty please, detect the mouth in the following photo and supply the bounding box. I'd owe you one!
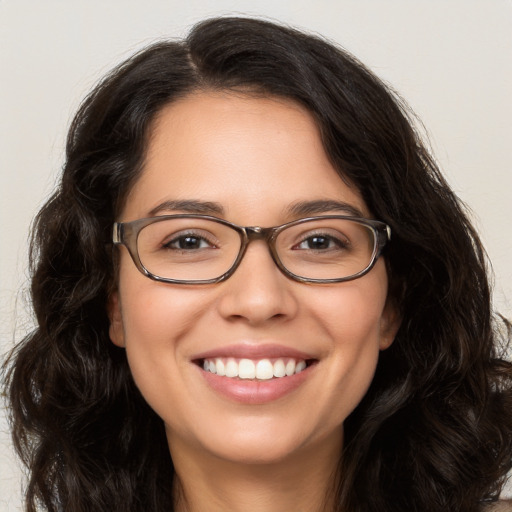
[191,344,319,403]
[196,357,317,381]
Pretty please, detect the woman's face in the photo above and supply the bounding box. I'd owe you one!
[109,92,398,466]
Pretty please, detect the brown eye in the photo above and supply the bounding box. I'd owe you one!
[162,231,217,251]
[294,234,347,251]
[166,235,210,250]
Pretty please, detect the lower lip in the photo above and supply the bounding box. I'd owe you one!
[198,364,314,404]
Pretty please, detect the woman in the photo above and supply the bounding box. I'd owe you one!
[3,16,512,512]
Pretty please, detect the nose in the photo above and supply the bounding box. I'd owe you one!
[216,240,299,325]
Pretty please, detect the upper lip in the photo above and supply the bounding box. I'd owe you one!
[191,343,317,362]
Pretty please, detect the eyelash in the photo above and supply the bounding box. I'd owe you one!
[163,231,217,250]
[293,232,349,251]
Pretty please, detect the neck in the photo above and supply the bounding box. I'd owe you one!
[170,431,342,512]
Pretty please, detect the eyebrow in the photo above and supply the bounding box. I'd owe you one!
[287,199,366,218]
[148,198,365,219]
[149,199,225,216]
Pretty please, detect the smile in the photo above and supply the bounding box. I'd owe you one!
[202,357,308,380]
[192,344,318,403]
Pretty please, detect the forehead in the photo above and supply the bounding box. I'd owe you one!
[121,91,368,222]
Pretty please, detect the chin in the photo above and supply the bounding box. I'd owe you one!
[203,437,308,466]
[170,414,343,467]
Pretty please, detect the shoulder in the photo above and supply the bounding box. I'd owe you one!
[483,501,512,512]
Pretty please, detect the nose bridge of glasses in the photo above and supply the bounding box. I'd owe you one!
[243,226,279,251]
[245,226,272,239]
[237,226,280,264]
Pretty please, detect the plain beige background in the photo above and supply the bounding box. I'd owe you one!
[1,1,511,508]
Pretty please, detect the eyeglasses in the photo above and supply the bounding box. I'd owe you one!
[112,214,391,284]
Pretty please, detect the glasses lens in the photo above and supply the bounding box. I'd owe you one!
[137,218,242,281]
[276,218,376,280]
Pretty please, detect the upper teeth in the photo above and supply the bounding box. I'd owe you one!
[203,358,307,380]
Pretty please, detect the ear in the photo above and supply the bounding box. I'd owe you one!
[379,298,401,351]
[107,291,125,348]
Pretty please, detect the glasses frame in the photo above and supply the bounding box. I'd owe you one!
[112,214,391,285]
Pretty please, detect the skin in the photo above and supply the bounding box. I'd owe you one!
[109,91,400,512]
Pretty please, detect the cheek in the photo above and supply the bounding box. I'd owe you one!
[118,257,213,340]
[306,266,389,349]
[322,287,384,371]
[301,272,388,423]
[115,264,213,389]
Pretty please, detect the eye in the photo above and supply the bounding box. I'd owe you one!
[164,233,215,251]
[297,235,335,250]
[294,233,348,251]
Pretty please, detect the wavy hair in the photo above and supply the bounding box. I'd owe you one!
[3,16,512,512]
